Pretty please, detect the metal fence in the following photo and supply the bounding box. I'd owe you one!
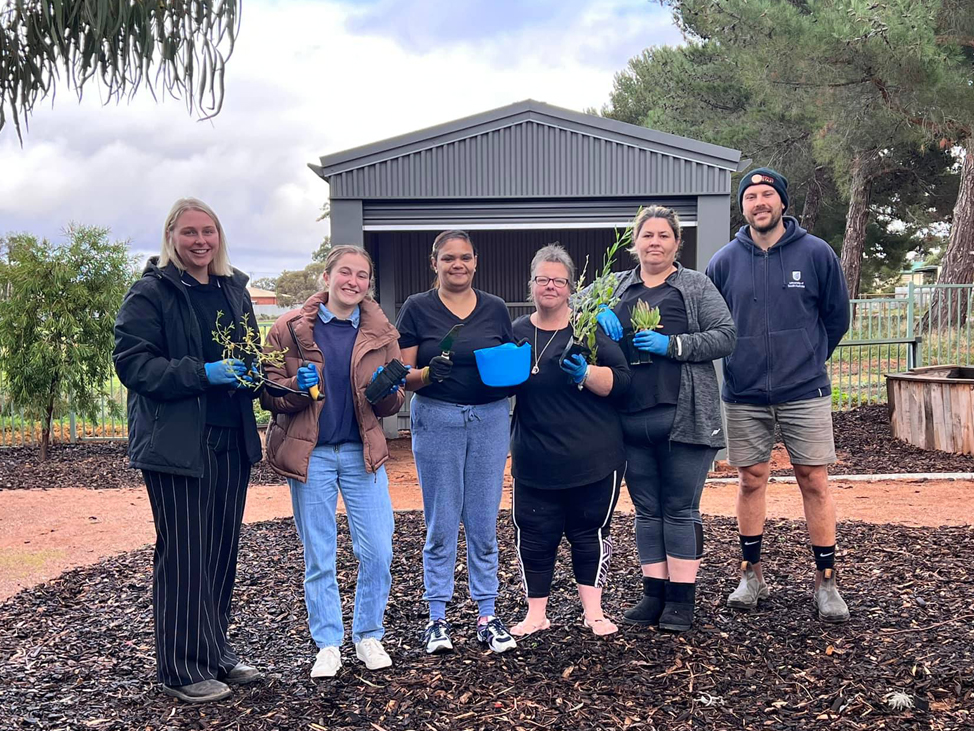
[0,285,970,444]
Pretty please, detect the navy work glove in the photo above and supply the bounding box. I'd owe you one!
[428,354,453,382]
[633,330,670,356]
[296,363,319,391]
[370,364,410,399]
[596,305,623,342]
[560,353,588,385]
[204,359,249,388]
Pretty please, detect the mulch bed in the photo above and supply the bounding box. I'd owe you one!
[1,512,972,730]
[831,405,974,475]
[1,405,973,490]
[0,442,285,491]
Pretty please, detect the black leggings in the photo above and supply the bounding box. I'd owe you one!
[512,465,625,598]
[622,405,718,564]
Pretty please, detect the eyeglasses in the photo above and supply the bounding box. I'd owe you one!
[532,276,570,288]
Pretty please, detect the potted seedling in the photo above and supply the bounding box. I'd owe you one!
[626,300,663,366]
[563,225,631,365]
[212,311,289,393]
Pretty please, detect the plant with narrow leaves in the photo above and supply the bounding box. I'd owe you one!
[0,226,137,460]
[570,225,631,363]
[212,311,286,388]
[630,299,662,333]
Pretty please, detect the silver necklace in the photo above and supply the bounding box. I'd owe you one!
[532,324,560,375]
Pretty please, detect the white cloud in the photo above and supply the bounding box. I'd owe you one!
[0,0,680,279]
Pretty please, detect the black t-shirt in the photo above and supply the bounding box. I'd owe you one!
[396,288,515,405]
[615,281,688,413]
[510,316,630,489]
[184,274,244,429]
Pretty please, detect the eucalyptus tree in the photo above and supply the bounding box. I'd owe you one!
[658,0,974,314]
[0,0,241,139]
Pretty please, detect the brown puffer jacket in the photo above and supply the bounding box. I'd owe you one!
[260,292,404,480]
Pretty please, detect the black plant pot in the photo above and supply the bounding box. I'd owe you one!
[560,337,592,365]
[560,338,593,387]
[624,329,654,366]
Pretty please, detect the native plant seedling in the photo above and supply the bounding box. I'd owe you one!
[212,311,287,390]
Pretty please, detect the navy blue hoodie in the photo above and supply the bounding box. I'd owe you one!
[705,216,850,405]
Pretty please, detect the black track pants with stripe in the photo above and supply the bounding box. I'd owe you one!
[512,464,625,598]
[143,426,251,687]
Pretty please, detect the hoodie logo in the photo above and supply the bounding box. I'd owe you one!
[789,270,805,289]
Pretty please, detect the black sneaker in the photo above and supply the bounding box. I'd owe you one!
[423,619,454,655]
[476,616,517,653]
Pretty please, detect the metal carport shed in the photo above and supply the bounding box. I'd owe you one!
[310,100,744,324]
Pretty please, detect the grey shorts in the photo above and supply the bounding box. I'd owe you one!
[723,396,836,467]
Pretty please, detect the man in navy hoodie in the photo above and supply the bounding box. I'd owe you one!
[706,168,851,623]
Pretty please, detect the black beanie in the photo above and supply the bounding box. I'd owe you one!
[738,167,789,211]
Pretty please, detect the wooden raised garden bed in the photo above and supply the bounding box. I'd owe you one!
[886,365,974,455]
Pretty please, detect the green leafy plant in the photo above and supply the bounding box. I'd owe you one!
[212,312,287,388]
[630,300,662,333]
[570,226,632,363]
[0,226,137,460]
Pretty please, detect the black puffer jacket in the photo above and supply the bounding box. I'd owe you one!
[113,258,262,477]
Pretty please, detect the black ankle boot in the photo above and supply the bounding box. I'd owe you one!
[659,581,695,632]
[623,577,665,626]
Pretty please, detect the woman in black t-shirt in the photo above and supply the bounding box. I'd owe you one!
[396,230,517,656]
[509,244,630,638]
[596,206,735,633]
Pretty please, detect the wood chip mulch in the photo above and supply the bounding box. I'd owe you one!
[2,513,972,730]
[1,405,973,490]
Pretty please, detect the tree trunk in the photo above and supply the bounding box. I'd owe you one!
[40,401,54,462]
[840,153,876,301]
[800,167,825,231]
[924,137,974,330]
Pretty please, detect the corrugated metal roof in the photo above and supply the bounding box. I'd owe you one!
[312,100,741,200]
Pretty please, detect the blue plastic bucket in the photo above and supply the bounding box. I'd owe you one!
[474,341,532,387]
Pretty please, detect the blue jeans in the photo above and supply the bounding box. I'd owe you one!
[411,395,510,620]
[288,442,394,647]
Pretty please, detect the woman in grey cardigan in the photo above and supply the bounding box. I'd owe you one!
[596,206,736,632]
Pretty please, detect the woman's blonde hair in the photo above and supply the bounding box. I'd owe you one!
[160,198,234,277]
[321,245,376,299]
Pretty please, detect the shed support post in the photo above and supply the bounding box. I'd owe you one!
[330,200,364,246]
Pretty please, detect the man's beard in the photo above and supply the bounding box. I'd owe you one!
[748,209,782,235]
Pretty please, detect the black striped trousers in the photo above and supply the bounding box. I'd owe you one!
[143,426,251,687]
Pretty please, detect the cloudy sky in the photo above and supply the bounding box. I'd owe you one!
[0,0,681,280]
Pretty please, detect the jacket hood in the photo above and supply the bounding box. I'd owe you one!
[733,215,806,253]
[732,216,808,300]
[142,256,250,289]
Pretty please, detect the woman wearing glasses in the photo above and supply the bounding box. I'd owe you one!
[508,244,631,637]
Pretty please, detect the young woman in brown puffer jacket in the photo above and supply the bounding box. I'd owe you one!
[261,245,405,680]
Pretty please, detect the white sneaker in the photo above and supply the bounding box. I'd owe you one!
[423,619,454,655]
[355,638,393,670]
[310,646,342,678]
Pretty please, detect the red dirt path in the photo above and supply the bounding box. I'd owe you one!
[2,438,972,602]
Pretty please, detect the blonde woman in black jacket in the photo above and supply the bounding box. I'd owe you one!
[114,198,263,704]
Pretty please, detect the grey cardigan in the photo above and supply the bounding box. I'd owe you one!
[611,264,736,448]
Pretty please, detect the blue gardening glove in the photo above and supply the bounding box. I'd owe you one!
[596,305,623,341]
[370,365,410,399]
[560,353,588,384]
[296,363,319,391]
[633,330,670,356]
[204,359,248,388]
